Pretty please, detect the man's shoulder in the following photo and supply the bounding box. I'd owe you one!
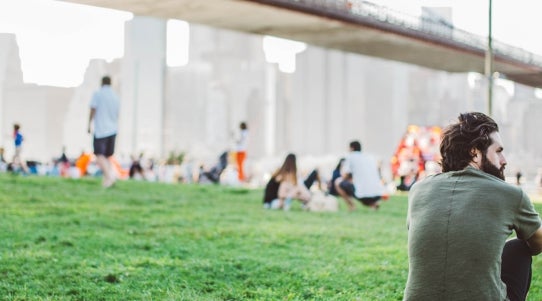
[91,89,103,101]
[461,168,516,188]
[94,86,118,96]
[410,172,443,190]
[416,168,521,195]
[348,151,376,161]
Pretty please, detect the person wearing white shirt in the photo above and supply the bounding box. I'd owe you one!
[88,76,120,188]
[235,122,248,182]
[334,140,385,211]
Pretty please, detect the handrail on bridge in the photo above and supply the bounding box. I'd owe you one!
[280,0,542,69]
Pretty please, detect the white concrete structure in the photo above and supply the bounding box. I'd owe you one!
[119,17,167,159]
[2,17,542,182]
[64,0,542,89]
[0,34,73,164]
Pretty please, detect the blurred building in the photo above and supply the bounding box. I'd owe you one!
[1,16,542,180]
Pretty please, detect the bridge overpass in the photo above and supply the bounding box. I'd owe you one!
[64,0,542,88]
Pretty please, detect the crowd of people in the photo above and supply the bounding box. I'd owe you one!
[262,140,389,212]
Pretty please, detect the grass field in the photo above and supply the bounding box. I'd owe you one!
[2,174,542,300]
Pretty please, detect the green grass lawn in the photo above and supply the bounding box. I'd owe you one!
[2,174,542,300]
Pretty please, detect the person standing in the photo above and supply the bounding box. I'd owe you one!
[12,123,23,163]
[235,121,248,182]
[334,140,385,211]
[11,123,29,173]
[88,76,120,188]
[404,112,542,301]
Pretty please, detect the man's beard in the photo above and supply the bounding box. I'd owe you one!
[481,153,505,180]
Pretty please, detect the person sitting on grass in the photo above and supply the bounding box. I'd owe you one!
[328,157,345,197]
[404,112,542,301]
[334,140,386,211]
[263,153,321,210]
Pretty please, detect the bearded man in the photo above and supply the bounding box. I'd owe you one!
[403,112,542,301]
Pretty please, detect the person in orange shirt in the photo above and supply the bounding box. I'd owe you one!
[75,151,92,177]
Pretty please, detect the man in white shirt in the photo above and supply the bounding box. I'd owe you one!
[334,140,385,211]
[88,76,120,188]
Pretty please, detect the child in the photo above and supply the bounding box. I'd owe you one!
[12,123,29,173]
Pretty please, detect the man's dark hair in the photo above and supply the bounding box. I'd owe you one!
[440,112,498,172]
[350,140,362,152]
[102,76,111,86]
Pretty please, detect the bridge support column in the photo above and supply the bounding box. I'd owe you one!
[119,17,167,159]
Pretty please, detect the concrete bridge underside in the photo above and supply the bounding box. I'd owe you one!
[64,0,542,88]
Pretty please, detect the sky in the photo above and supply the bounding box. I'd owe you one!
[0,0,132,87]
[0,0,541,87]
[379,0,542,54]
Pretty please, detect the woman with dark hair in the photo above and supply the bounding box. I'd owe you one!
[263,153,320,210]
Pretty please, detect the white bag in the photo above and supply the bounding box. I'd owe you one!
[306,191,339,212]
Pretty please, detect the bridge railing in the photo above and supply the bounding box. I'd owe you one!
[289,0,542,68]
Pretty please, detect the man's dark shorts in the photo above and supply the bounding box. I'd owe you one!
[93,134,116,157]
[339,179,381,206]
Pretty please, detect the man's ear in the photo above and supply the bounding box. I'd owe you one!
[471,148,482,165]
